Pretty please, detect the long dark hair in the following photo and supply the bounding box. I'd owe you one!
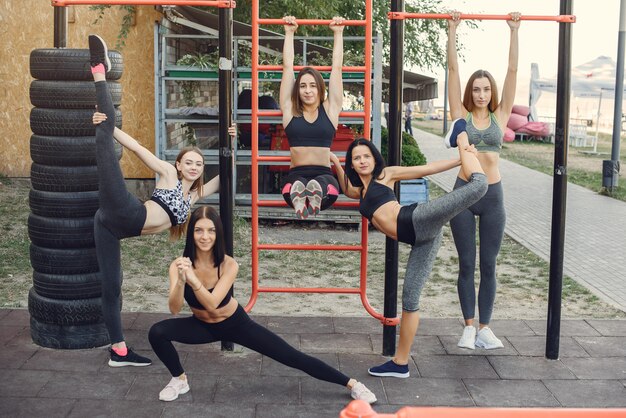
[291,67,326,117]
[344,138,386,191]
[463,70,499,113]
[183,206,225,275]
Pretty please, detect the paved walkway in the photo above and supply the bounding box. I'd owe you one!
[1,309,625,417]
[413,128,626,312]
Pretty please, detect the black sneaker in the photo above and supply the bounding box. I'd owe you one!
[108,347,152,367]
[443,118,467,149]
[88,34,111,72]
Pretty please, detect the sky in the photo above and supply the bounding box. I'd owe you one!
[415,0,624,124]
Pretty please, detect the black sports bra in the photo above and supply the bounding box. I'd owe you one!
[359,181,397,221]
[184,283,231,310]
[284,105,336,148]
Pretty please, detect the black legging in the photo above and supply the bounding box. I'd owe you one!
[280,165,339,211]
[148,305,350,386]
[94,80,147,344]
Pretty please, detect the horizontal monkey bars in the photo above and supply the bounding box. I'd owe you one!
[52,0,235,7]
[388,12,576,23]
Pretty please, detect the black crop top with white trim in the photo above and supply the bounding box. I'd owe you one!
[150,180,192,226]
[284,105,336,148]
[184,283,232,310]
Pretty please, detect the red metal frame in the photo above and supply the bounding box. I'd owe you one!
[52,0,235,6]
[388,12,576,23]
[248,0,398,326]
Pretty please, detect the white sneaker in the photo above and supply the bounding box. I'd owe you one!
[457,325,476,349]
[475,327,504,349]
[350,381,377,404]
[159,376,190,402]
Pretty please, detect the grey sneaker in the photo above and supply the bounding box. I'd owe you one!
[475,327,504,349]
[457,325,476,349]
[350,381,377,404]
[159,376,190,402]
[290,180,308,220]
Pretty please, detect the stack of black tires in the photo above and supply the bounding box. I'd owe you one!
[28,48,123,349]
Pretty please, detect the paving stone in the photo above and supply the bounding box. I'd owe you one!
[488,356,576,380]
[0,309,10,320]
[163,402,255,417]
[213,375,300,404]
[416,355,498,379]
[383,377,474,406]
[68,399,165,418]
[0,369,53,397]
[574,336,626,357]
[255,403,348,418]
[507,336,589,357]
[38,371,135,399]
[184,348,262,375]
[300,376,366,405]
[587,320,626,336]
[0,325,26,345]
[121,328,153,351]
[369,334,447,356]
[264,316,335,334]
[120,311,140,330]
[0,397,75,418]
[439,335,517,356]
[562,357,626,380]
[2,309,30,326]
[4,326,38,348]
[414,318,464,336]
[21,346,107,372]
[130,312,173,330]
[525,319,602,336]
[300,332,372,353]
[544,380,626,407]
[464,379,559,407]
[333,316,383,334]
[0,346,37,369]
[483,319,536,336]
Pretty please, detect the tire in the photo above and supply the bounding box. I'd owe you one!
[30,316,109,349]
[28,288,103,326]
[29,190,99,218]
[28,214,94,249]
[30,107,122,137]
[30,80,122,109]
[30,134,122,166]
[30,48,123,81]
[33,271,102,300]
[30,163,99,193]
[30,244,99,275]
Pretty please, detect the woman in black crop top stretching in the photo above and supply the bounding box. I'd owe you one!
[148,206,377,403]
[330,125,487,379]
[88,35,235,367]
[279,16,345,219]
[447,12,521,350]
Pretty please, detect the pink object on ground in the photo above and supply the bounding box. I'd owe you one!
[503,127,516,143]
[516,121,550,137]
[511,104,531,116]
[507,113,528,131]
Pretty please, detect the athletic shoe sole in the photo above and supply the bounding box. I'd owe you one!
[290,181,308,220]
[367,369,410,378]
[305,180,323,216]
[89,34,111,72]
[108,359,151,367]
[159,385,189,401]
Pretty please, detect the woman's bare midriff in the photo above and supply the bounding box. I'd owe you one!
[189,298,238,323]
[459,152,501,184]
[141,200,173,235]
[370,201,402,241]
[290,146,331,168]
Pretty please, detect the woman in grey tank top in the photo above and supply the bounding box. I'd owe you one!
[447,11,521,350]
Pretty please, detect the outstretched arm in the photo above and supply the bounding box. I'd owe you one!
[326,16,346,127]
[386,158,461,182]
[447,11,466,119]
[279,16,298,126]
[496,12,521,126]
[330,152,361,199]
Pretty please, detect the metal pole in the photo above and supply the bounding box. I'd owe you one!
[53,6,68,47]
[604,0,625,190]
[383,0,403,356]
[219,4,234,352]
[546,0,573,360]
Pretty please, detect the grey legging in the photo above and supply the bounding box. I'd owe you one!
[94,80,147,344]
[450,178,506,324]
[402,173,488,312]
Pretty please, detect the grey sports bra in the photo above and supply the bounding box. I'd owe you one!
[465,112,503,153]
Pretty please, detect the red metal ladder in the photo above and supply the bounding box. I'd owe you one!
[246,0,398,326]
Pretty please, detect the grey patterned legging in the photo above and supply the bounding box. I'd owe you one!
[401,173,488,312]
[450,179,506,324]
[94,80,147,344]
